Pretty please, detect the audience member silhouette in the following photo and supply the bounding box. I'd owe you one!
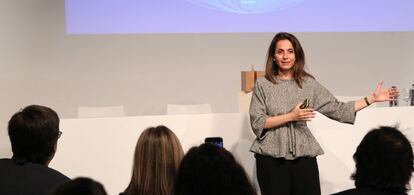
[51,177,107,195]
[120,125,184,195]
[174,143,257,195]
[333,126,414,195]
[0,105,70,195]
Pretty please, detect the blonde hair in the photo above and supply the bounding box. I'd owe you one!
[124,125,184,195]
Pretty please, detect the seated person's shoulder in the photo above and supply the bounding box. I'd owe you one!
[332,188,406,195]
[332,188,357,195]
[0,158,69,182]
[0,158,70,195]
[30,162,70,182]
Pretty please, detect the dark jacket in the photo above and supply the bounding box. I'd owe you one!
[332,188,407,195]
[0,158,70,195]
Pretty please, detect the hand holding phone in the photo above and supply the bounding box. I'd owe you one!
[299,99,310,109]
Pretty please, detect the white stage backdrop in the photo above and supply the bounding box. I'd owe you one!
[46,107,414,195]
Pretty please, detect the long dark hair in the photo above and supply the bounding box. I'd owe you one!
[352,126,414,193]
[51,177,107,195]
[174,143,257,195]
[265,32,314,88]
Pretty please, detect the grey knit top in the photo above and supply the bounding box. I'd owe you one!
[249,76,356,160]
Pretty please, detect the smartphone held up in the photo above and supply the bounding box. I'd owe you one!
[205,137,223,148]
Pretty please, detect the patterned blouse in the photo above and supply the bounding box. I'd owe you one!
[249,76,356,160]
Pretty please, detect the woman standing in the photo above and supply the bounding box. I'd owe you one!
[249,32,398,195]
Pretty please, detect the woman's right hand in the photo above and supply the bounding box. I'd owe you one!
[264,103,316,129]
[290,103,315,121]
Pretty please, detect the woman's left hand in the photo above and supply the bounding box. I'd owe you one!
[373,81,400,102]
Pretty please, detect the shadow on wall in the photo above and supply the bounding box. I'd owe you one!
[0,145,12,158]
[0,124,12,158]
[317,142,354,194]
[230,115,261,194]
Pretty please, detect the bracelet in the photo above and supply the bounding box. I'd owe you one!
[364,97,371,106]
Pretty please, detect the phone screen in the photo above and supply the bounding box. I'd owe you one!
[205,137,223,148]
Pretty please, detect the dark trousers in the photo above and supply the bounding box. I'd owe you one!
[255,154,321,195]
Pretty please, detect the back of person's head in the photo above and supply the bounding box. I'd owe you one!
[174,143,257,195]
[352,126,414,193]
[51,177,107,195]
[123,125,184,195]
[8,105,60,165]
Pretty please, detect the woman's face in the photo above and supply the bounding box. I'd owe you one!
[274,39,296,72]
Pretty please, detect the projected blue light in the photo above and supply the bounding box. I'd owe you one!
[186,0,308,14]
[65,0,414,34]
